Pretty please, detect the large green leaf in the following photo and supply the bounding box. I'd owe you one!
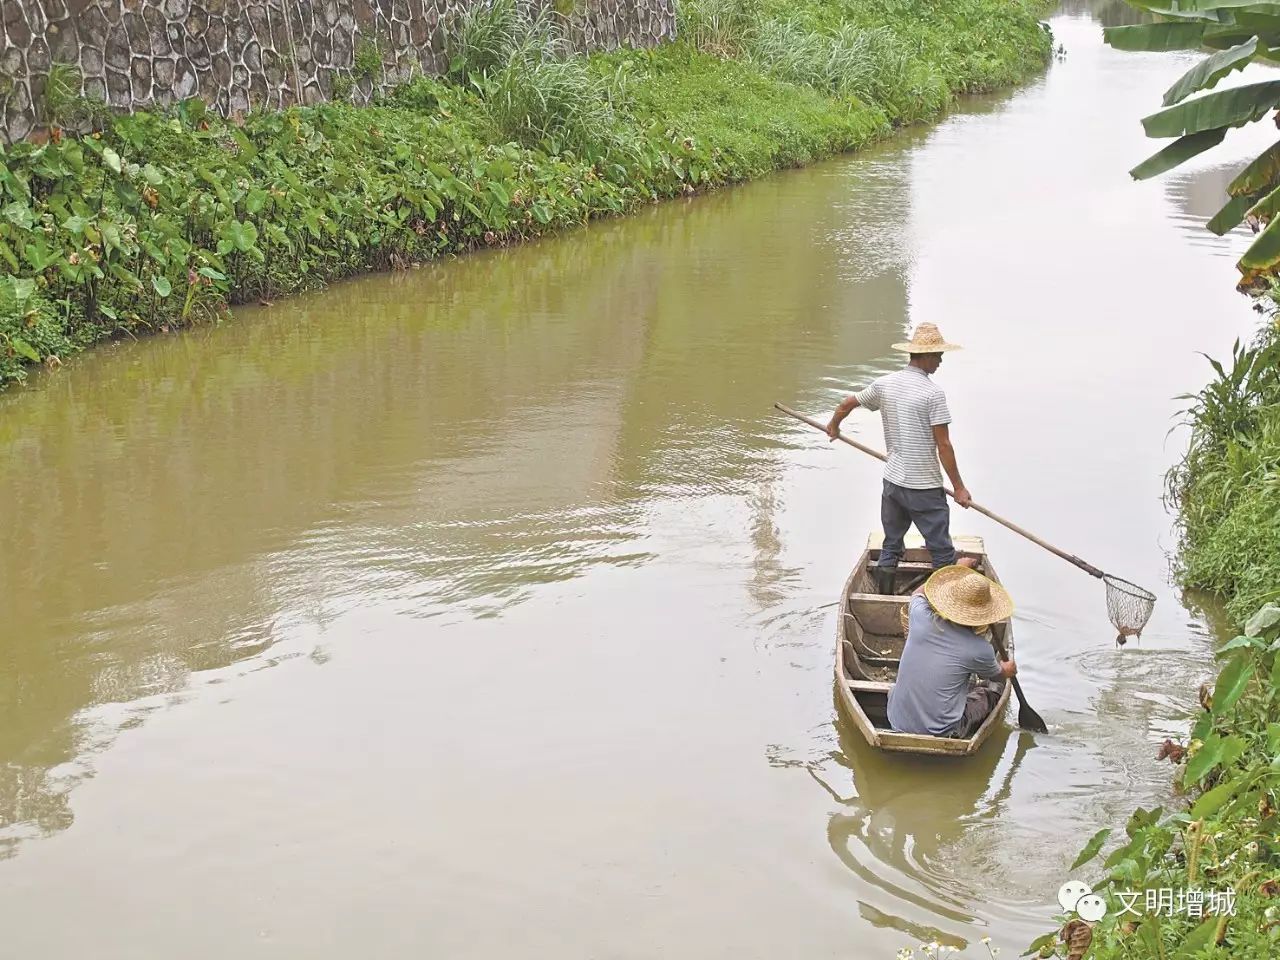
[1185,737,1225,786]
[217,219,259,254]
[1247,179,1280,221]
[1106,23,1207,51]
[1164,38,1259,106]
[1228,139,1280,196]
[1212,652,1256,715]
[1216,633,1261,654]
[1021,932,1057,958]
[1131,128,1227,179]
[1171,916,1220,959]
[1177,0,1280,11]
[1142,79,1280,137]
[1191,775,1244,817]
[9,276,34,304]
[1245,603,1280,636]
[1233,10,1280,42]
[1240,210,1280,269]
[1125,805,1163,837]
[1184,732,1246,785]
[9,337,39,362]
[1071,827,1111,869]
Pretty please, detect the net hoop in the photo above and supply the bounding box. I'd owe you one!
[1104,574,1156,636]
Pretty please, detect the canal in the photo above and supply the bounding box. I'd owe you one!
[0,3,1269,956]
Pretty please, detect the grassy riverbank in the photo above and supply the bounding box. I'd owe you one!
[1022,596,1280,960]
[0,0,1051,386]
[1009,323,1280,958]
[1168,321,1280,627]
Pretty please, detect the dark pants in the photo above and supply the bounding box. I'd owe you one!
[953,685,1001,738]
[878,480,955,569]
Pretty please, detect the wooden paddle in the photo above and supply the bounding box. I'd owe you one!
[775,401,1049,734]
[991,633,1046,734]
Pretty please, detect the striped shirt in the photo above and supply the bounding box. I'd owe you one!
[854,366,951,489]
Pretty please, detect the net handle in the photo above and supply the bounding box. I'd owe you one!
[776,403,1108,579]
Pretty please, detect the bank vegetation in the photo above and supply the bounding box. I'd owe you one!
[1017,2,1280,956]
[0,0,1051,385]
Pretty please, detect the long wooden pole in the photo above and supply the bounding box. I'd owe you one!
[774,402,1106,580]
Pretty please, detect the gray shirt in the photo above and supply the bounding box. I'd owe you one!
[854,366,951,489]
[887,595,1004,736]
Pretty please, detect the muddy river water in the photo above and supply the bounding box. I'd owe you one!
[0,4,1273,957]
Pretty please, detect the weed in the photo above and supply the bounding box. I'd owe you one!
[353,38,382,82]
[331,73,355,102]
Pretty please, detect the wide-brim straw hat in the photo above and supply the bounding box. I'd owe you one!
[892,322,962,354]
[923,565,1014,627]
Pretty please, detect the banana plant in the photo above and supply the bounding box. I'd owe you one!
[1108,1,1280,285]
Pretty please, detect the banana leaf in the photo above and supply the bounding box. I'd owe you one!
[1208,193,1254,233]
[1142,79,1280,137]
[1229,138,1280,194]
[1130,128,1227,179]
[1246,179,1280,220]
[1105,23,1208,50]
[1163,38,1259,105]
[1174,0,1280,10]
[1228,11,1280,42]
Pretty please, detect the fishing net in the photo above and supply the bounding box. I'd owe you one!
[1105,575,1156,639]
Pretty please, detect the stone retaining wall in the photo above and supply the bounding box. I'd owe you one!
[0,0,677,142]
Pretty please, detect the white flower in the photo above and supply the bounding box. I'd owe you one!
[981,936,992,945]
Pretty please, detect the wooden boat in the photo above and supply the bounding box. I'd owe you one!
[835,533,1012,755]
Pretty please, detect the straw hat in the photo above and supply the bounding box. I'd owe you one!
[923,565,1013,627]
[892,323,962,354]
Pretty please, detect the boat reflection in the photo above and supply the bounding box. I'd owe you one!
[811,696,1037,946]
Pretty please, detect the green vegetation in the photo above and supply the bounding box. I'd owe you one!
[1027,600,1280,960]
[1102,0,1280,288]
[330,72,355,102]
[0,0,1051,385]
[353,38,383,83]
[1030,8,1280,958]
[1168,324,1280,626]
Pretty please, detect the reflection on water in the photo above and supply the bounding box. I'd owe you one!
[1058,0,1150,27]
[0,6,1271,959]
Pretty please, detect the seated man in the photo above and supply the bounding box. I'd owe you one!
[886,558,1017,738]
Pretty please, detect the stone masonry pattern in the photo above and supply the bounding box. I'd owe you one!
[0,0,677,142]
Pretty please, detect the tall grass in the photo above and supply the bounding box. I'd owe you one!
[748,20,946,121]
[445,0,622,154]
[680,0,952,124]
[1168,323,1280,622]
[678,0,760,58]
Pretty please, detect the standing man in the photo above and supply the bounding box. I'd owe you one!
[825,323,970,593]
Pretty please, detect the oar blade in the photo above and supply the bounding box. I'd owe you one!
[1017,698,1048,734]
